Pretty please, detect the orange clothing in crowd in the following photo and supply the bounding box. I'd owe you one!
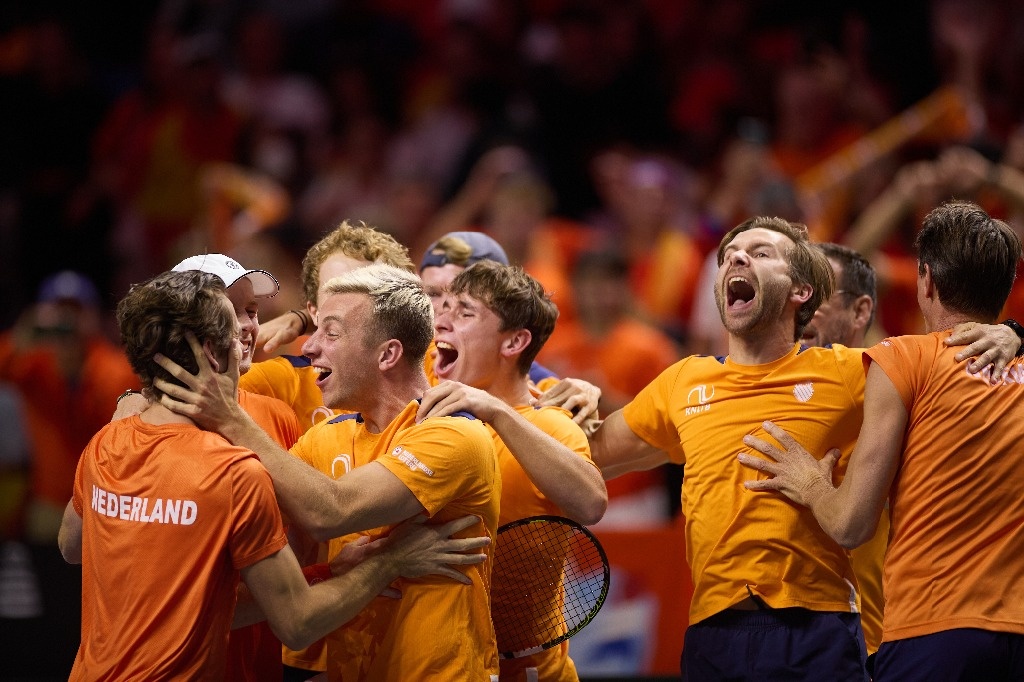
[70,417,287,680]
[0,333,139,511]
[867,334,1024,643]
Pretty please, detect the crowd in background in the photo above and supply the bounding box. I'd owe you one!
[2,0,1024,674]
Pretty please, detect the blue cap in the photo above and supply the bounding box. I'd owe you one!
[37,271,100,306]
[419,231,510,271]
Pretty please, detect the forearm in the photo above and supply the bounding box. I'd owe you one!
[489,405,608,525]
[58,500,82,564]
[590,411,671,480]
[278,555,398,650]
[808,482,882,550]
[844,186,913,256]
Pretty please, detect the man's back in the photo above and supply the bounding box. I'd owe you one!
[291,400,500,681]
[867,333,1024,641]
[70,417,285,680]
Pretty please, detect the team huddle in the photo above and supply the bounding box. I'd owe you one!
[58,200,1024,681]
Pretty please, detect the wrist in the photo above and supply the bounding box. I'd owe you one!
[288,309,311,335]
[1000,319,1024,357]
[117,388,140,404]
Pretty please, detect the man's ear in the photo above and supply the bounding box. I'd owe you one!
[790,282,814,306]
[501,329,532,359]
[852,295,874,332]
[202,338,222,373]
[918,262,937,302]
[377,339,405,371]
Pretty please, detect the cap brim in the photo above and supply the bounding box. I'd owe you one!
[244,270,279,298]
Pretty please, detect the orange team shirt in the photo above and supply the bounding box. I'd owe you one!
[623,344,867,624]
[290,400,500,682]
[225,389,302,682]
[69,417,287,681]
[493,404,595,682]
[867,333,1024,643]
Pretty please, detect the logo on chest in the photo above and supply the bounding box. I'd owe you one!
[793,382,814,402]
[686,384,715,416]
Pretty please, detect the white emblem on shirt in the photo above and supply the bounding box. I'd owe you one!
[392,446,435,476]
[793,382,814,402]
[331,454,352,478]
[685,384,714,416]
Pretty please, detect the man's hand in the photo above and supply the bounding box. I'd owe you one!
[257,311,306,354]
[416,381,506,423]
[381,515,489,584]
[534,377,601,426]
[152,331,246,435]
[946,322,1021,383]
[737,421,839,508]
[330,535,402,599]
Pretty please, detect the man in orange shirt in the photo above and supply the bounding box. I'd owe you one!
[156,264,502,681]
[57,270,488,680]
[418,260,608,680]
[589,215,1021,680]
[741,200,1024,681]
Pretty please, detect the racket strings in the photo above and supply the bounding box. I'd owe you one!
[492,521,607,655]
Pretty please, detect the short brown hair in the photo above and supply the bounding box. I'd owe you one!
[117,270,234,400]
[916,200,1022,321]
[300,220,415,306]
[448,261,558,374]
[717,216,835,340]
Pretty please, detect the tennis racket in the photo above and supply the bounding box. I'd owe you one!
[491,515,611,659]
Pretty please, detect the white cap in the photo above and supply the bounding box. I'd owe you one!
[172,253,279,298]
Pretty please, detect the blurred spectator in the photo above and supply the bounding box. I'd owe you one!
[0,271,139,543]
[539,249,681,529]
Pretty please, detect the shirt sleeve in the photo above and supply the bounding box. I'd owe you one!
[865,337,923,412]
[622,359,687,460]
[228,456,288,569]
[376,417,495,518]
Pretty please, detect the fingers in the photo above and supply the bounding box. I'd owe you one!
[741,433,781,460]
[760,420,800,452]
[439,536,490,553]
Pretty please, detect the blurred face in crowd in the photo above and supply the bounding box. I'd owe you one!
[801,259,858,348]
[420,264,466,317]
[225,277,259,374]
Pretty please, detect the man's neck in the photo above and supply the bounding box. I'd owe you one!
[927,310,984,333]
[479,372,533,408]
[139,401,196,426]
[359,372,432,433]
[728,328,799,365]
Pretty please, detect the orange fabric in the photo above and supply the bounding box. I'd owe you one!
[623,345,866,624]
[70,417,287,680]
[0,334,139,507]
[867,334,1024,642]
[493,405,593,682]
[225,389,302,682]
[291,401,500,681]
[240,355,343,432]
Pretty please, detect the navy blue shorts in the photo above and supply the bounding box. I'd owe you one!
[681,607,869,682]
[874,629,1024,682]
